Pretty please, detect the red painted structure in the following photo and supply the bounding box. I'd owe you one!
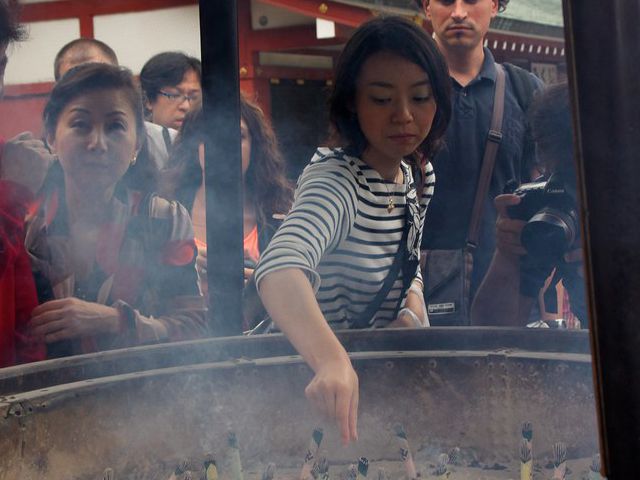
[0,0,565,139]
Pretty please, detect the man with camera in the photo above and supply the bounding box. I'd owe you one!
[419,0,543,325]
[471,83,586,327]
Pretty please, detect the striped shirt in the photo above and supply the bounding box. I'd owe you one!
[255,147,435,328]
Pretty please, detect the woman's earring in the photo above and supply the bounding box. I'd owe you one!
[131,153,138,166]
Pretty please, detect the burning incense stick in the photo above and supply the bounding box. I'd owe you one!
[520,422,533,480]
[376,468,389,480]
[299,427,324,480]
[589,454,602,480]
[346,464,358,480]
[519,438,532,480]
[168,459,193,480]
[262,462,276,480]
[433,453,449,478]
[316,457,330,480]
[204,455,218,480]
[551,442,567,480]
[311,462,321,480]
[356,457,369,480]
[227,432,244,480]
[447,447,461,466]
[394,424,417,480]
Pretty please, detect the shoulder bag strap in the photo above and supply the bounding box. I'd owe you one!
[467,63,506,250]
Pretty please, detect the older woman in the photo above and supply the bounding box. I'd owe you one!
[25,63,207,358]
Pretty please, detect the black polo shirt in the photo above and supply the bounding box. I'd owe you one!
[422,48,543,296]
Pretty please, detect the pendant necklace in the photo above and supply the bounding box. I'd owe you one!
[385,186,395,213]
[383,169,403,213]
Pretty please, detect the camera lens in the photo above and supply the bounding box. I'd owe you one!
[521,206,578,262]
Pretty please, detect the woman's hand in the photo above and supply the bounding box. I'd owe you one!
[29,297,120,343]
[305,356,359,445]
[258,268,359,444]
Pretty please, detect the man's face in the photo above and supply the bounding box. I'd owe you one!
[424,0,498,52]
[0,42,8,98]
[147,68,202,130]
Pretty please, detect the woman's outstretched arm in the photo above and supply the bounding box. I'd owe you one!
[259,267,358,445]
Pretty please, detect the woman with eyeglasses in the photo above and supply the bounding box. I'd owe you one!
[140,52,202,131]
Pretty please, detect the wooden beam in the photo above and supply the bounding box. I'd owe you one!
[257,0,373,28]
[255,65,333,81]
[19,0,197,23]
[251,25,347,51]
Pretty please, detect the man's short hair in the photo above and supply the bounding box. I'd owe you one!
[0,0,26,45]
[418,0,509,13]
[54,38,119,80]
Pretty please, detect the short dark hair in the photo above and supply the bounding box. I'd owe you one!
[44,63,157,193]
[139,51,202,106]
[53,38,119,80]
[329,15,451,164]
[417,0,509,13]
[0,0,26,45]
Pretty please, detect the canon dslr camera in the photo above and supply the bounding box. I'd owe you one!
[507,173,579,264]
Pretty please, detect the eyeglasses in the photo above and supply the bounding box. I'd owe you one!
[158,90,201,104]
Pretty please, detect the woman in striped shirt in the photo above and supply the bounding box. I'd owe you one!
[254,16,451,444]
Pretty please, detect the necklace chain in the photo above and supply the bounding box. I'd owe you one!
[383,169,403,213]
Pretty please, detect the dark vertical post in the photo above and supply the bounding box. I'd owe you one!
[199,0,244,336]
[564,0,640,476]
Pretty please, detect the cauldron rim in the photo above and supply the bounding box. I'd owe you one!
[0,327,591,397]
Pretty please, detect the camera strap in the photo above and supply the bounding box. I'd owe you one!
[467,63,506,251]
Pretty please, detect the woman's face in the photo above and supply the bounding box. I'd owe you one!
[48,88,139,194]
[241,117,252,178]
[354,51,437,166]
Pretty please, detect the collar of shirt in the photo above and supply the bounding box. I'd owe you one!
[452,47,498,89]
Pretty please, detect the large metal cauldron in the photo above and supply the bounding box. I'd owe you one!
[0,329,598,479]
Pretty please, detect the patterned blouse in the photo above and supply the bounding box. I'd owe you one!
[25,174,208,356]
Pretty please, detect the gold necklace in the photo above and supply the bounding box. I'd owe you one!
[383,169,403,213]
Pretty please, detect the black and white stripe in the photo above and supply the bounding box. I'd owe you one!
[255,147,434,328]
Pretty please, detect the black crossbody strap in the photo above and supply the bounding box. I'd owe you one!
[351,208,410,329]
[467,63,506,249]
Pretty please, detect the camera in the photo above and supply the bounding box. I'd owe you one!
[507,173,579,263]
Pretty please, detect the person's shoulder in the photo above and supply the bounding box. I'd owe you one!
[501,62,544,113]
[310,147,357,167]
[297,148,362,201]
[304,147,362,178]
[144,121,178,138]
[502,62,544,91]
[135,192,190,221]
